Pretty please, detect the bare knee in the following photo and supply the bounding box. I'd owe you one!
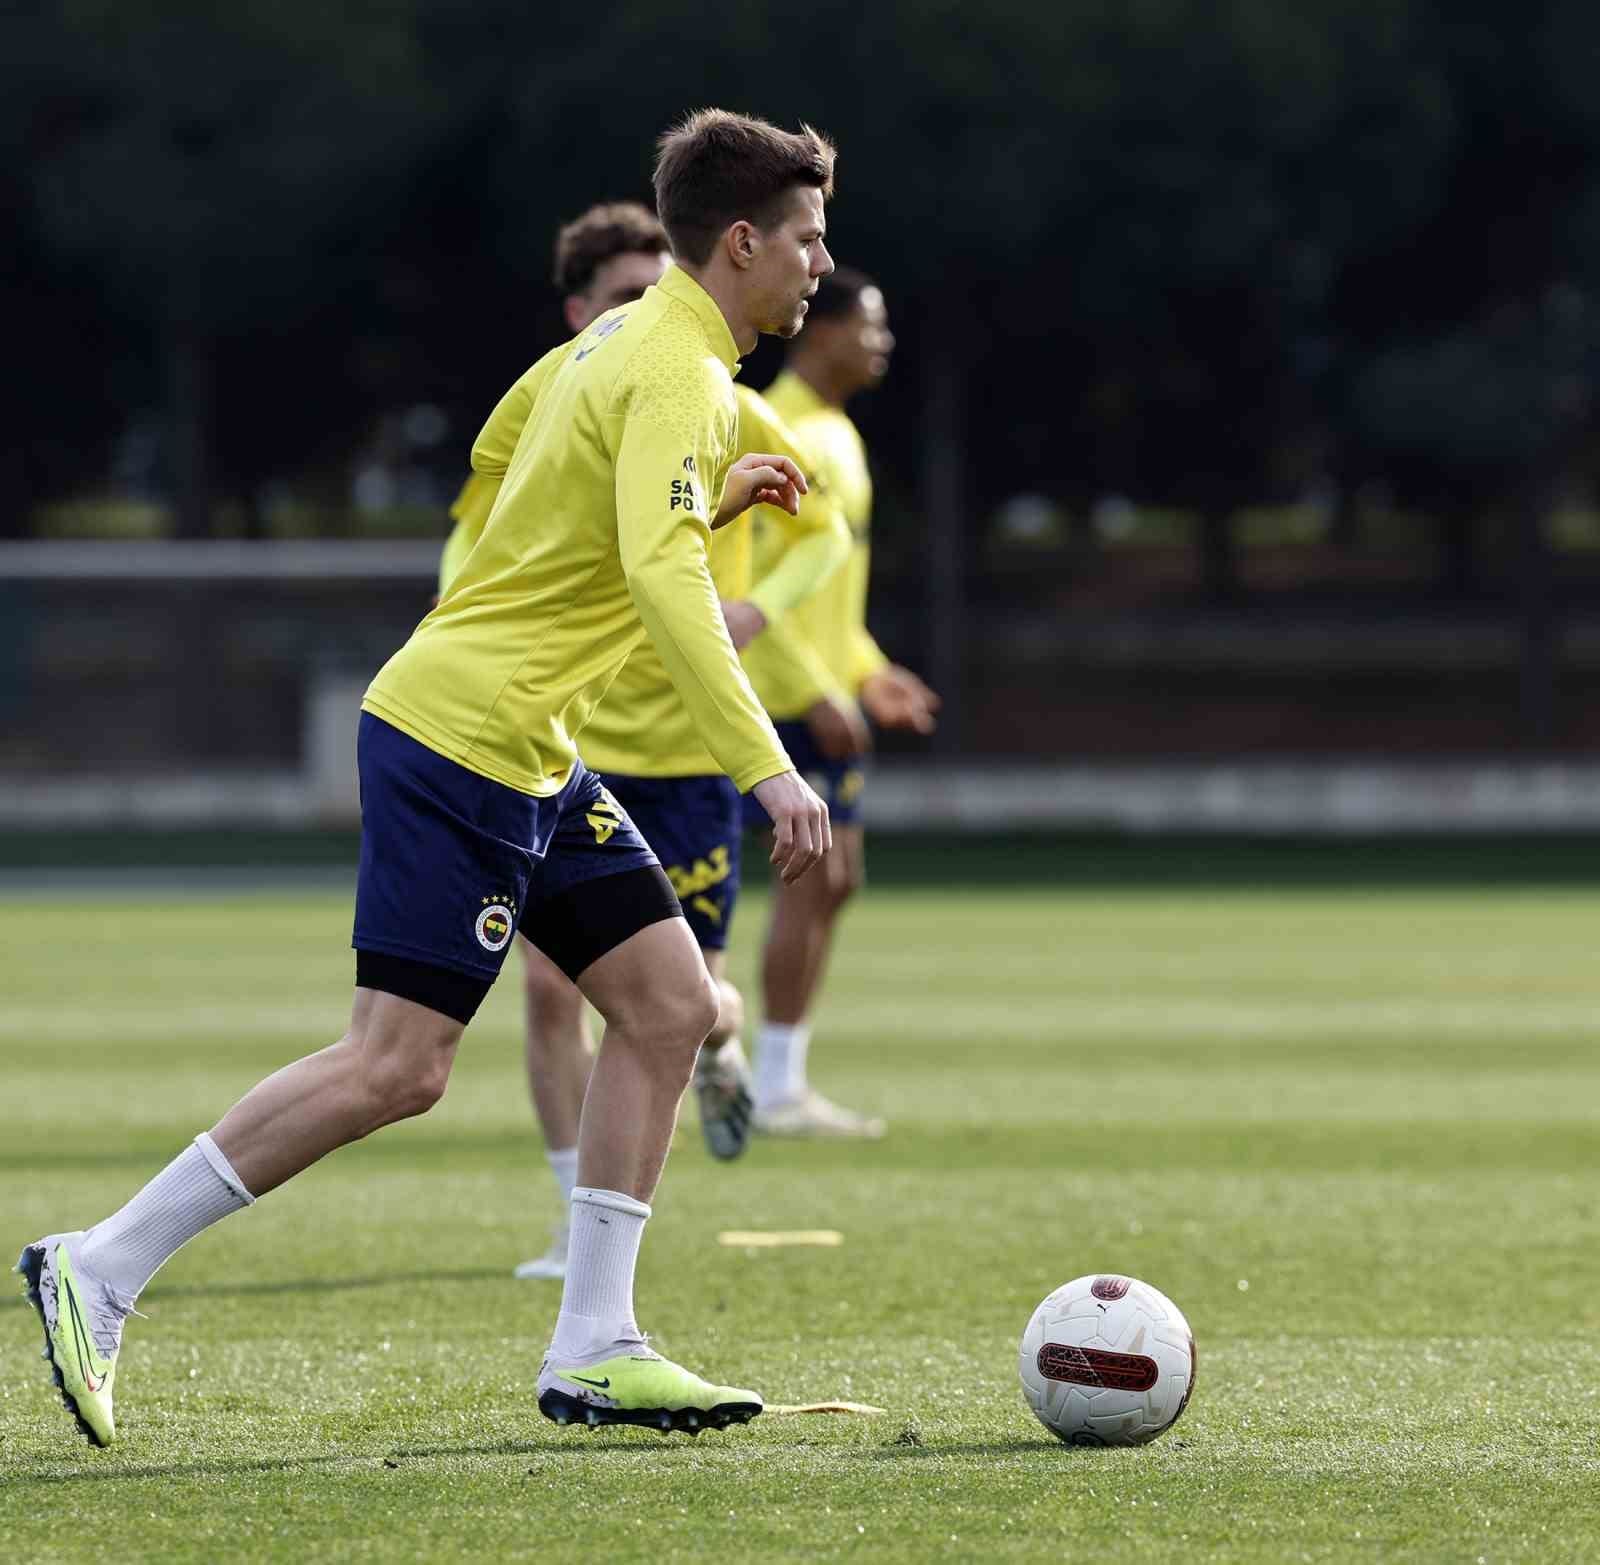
[349,1011,459,1129]
[609,964,719,1074]
[596,967,714,1091]
[709,976,744,1045]
[580,919,720,1069]
[665,968,721,1053]
[828,826,867,910]
[828,859,862,912]
[804,853,860,922]
[357,1051,449,1127]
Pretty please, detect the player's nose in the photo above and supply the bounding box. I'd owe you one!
[813,241,835,279]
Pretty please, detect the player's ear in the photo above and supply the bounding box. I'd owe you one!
[563,294,590,335]
[725,220,759,272]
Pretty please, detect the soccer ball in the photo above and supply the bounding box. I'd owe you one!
[1019,1273,1196,1446]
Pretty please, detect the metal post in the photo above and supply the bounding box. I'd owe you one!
[1518,485,1557,747]
[920,327,965,752]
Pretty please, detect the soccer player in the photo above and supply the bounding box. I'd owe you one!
[741,267,941,1138]
[438,201,851,1279]
[19,108,837,1446]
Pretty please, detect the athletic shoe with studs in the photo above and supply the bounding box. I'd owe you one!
[16,1232,134,1448]
[693,1040,754,1161]
[537,1346,762,1435]
[752,1089,887,1140]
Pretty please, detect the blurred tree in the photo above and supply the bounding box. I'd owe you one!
[461,0,1466,708]
[1342,0,1600,739]
[4,0,1597,717]
[9,0,458,535]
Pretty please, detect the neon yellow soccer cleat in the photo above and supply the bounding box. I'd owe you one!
[538,1349,763,1435]
[16,1233,128,1449]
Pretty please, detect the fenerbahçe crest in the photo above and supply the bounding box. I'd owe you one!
[475,894,516,953]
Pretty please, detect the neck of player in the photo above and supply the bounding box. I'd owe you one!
[786,355,852,410]
[682,263,761,358]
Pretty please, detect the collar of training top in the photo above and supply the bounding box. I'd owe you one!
[656,264,741,373]
[766,367,829,420]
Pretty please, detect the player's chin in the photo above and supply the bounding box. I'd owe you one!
[773,311,807,340]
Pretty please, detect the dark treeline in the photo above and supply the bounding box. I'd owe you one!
[5,0,1599,583]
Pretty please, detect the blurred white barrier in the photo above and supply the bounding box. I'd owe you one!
[303,674,368,818]
[861,760,1600,833]
[4,703,1600,835]
[0,540,442,580]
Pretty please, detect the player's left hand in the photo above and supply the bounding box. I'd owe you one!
[806,694,871,760]
[751,769,832,884]
[714,453,808,526]
[720,599,768,650]
[860,665,941,734]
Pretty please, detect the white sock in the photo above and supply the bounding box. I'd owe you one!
[77,1133,254,1302]
[546,1145,579,1210]
[754,1021,810,1110]
[548,1186,649,1363]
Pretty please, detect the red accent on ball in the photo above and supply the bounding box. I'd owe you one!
[1037,1343,1160,1392]
[1090,1275,1132,1301]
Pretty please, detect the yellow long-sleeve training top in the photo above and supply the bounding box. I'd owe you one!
[364,265,791,798]
[740,369,889,720]
[439,385,851,779]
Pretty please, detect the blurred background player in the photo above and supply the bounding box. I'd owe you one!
[439,201,851,1279]
[741,267,941,1138]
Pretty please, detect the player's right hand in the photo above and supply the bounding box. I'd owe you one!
[751,769,831,884]
[806,694,871,760]
[713,453,808,526]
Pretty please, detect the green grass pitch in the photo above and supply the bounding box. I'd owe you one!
[3,847,1598,1561]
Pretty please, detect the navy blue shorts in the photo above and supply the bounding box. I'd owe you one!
[741,717,866,830]
[597,772,742,950]
[353,713,661,984]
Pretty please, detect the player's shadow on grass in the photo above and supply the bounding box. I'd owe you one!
[10,1438,1075,1485]
[10,1441,632,1485]
[13,1453,382,1485]
[140,1266,505,1301]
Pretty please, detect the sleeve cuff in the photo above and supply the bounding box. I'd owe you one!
[731,755,792,794]
[745,581,786,626]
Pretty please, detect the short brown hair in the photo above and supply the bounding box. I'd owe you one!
[552,201,668,295]
[653,109,836,267]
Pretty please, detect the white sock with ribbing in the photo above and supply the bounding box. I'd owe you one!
[547,1187,649,1364]
[546,1145,579,1210]
[76,1133,254,1302]
[753,1020,810,1111]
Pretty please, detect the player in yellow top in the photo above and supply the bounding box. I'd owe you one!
[19,109,838,1446]
[740,267,941,1138]
[437,201,850,1280]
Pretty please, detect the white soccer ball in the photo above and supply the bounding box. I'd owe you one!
[1019,1273,1196,1446]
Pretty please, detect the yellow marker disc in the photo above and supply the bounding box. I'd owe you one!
[766,1401,887,1416]
[716,1230,844,1248]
